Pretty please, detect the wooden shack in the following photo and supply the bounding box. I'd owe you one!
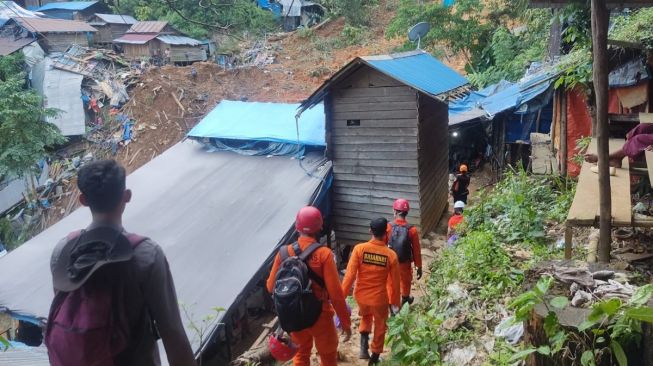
[5,17,96,53]
[89,13,136,46]
[298,51,469,246]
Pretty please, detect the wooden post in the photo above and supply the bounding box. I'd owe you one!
[564,225,573,259]
[560,91,568,177]
[591,0,611,263]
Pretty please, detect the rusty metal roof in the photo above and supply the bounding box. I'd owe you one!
[0,35,35,55]
[113,33,157,44]
[13,17,97,33]
[93,13,136,24]
[126,20,168,34]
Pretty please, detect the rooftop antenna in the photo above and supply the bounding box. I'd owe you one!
[408,22,430,50]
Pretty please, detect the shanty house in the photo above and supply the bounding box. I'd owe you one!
[114,21,206,62]
[34,1,108,21]
[3,17,96,52]
[88,13,136,45]
[299,50,469,246]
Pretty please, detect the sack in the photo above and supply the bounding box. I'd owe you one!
[388,223,413,263]
[273,242,325,333]
[45,229,147,366]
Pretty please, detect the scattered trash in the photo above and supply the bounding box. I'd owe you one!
[446,283,468,302]
[494,316,524,345]
[443,345,477,365]
[571,290,592,307]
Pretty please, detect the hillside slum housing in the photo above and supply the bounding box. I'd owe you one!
[0,102,330,365]
[279,0,324,31]
[298,50,469,247]
[113,20,206,62]
[88,13,136,46]
[1,16,96,52]
[0,0,41,24]
[33,1,108,21]
[448,62,559,175]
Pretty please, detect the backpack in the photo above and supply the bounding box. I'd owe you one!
[45,229,148,366]
[273,241,325,333]
[388,223,413,263]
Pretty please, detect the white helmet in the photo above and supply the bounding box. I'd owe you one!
[454,201,465,209]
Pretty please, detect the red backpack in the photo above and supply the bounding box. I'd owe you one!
[45,229,147,366]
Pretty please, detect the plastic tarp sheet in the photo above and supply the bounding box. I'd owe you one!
[609,58,650,88]
[32,57,85,136]
[449,80,513,125]
[480,71,557,117]
[0,140,331,358]
[188,100,326,147]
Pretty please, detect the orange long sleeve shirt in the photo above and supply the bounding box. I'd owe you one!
[341,239,400,307]
[386,218,422,268]
[266,236,351,330]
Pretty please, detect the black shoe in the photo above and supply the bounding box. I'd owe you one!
[359,332,370,359]
[402,296,414,305]
[369,353,381,365]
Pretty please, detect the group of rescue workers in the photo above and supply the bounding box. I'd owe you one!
[265,164,471,366]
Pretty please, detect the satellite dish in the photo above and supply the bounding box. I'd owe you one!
[408,22,430,50]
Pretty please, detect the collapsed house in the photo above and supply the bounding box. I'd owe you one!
[298,50,469,247]
[1,16,96,52]
[0,101,330,365]
[88,13,137,46]
[278,0,324,31]
[33,1,108,21]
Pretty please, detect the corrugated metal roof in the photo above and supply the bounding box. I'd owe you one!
[362,51,469,98]
[113,33,157,44]
[299,50,469,111]
[35,1,97,11]
[13,17,97,32]
[93,13,137,24]
[0,36,35,55]
[0,344,49,366]
[0,1,42,26]
[156,34,201,46]
[127,20,168,33]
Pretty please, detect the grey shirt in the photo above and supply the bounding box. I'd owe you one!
[50,223,196,366]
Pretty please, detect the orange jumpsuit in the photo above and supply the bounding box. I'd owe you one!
[266,236,351,366]
[341,239,400,355]
[386,219,422,297]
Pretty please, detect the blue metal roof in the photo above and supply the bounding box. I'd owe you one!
[188,100,325,146]
[36,1,97,11]
[299,50,469,112]
[362,51,469,97]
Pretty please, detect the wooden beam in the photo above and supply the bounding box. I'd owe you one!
[592,0,611,263]
[560,90,568,177]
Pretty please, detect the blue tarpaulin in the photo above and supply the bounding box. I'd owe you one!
[187,100,325,155]
[35,1,97,11]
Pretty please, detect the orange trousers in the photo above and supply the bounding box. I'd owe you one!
[290,310,339,366]
[399,262,413,297]
[358,304,389,354]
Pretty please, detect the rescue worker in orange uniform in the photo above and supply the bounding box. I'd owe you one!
[266,206,351,366]
[342,218,400,365]
[386,198,422,305]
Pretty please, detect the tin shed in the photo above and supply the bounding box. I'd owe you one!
[299,50,469,245]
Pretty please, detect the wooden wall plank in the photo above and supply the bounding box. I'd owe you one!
[332,101,416,113]
[333,150,418,160]
[334,187,420,202]
[331,128,418,138]
[332,143,417,152]
[332,135,418,144]
[334,194,421,209]
[333,95,416,105]
[333,109,418,120]
[333,179,418,192]
[333,86,415,98]
[333,173,419,186]
[334,158,418,169]
[333,165,419,177]
[331,119,417,129]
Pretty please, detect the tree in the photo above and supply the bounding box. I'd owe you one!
[113,0,277,38]
[0,54,64,180]
[387,0,548,88]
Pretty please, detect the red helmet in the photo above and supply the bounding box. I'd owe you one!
[295,206,323,234]
[393,199,410,212]
[269,333,298,362]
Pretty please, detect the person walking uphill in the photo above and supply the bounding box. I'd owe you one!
[342,218,400,365]
[266,206,351,366]
[451,164,471,204]
[386,199,422,305]
[45,160,195,366]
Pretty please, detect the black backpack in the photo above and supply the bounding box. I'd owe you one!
[273,242,325,333]
[388,223,413,263]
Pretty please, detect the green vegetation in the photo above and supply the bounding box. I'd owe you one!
[509,277,653,365]
[0,53,63,180]
[387,0,549,88]
[113,0,277,39]
[611,8,653,48]
[385,170,576,365]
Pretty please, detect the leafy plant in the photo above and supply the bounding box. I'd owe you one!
[570,136,592,166]
[510,276,653,366]
[181,303,225,366]
[0,53,64,179]
[610,8,653,48]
